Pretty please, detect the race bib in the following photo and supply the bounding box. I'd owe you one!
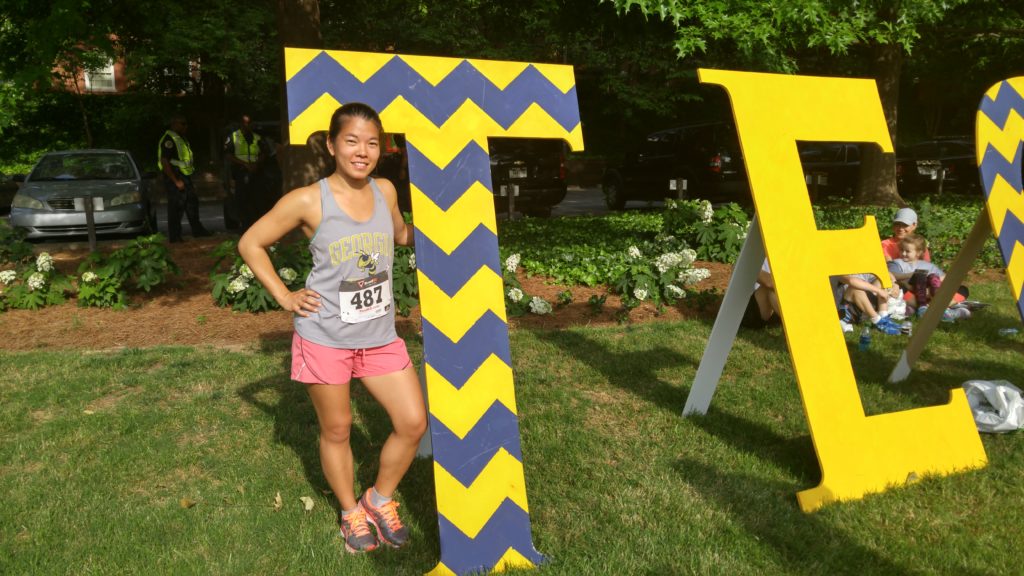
[338,270,392,323]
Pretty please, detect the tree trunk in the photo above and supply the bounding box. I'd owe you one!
[854,41,906,207]
[276,0,327,193]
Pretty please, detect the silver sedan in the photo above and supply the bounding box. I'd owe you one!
[10,149,156,239]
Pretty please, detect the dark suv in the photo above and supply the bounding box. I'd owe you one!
[601,121,748,209]
[896,137,979,195]
[377,137,568,217]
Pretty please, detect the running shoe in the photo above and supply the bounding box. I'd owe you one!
[942,307,972,322]
[874,316,902,335]
[339,504,379,554]
[360,490,410,548]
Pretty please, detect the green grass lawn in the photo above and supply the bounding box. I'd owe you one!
[2,281,1023,575]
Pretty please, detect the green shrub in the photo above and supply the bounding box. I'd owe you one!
[0,252,74,310]
[76,272,127,309]
[0,221,33,265]
[661,199,750,263]
[75,234,180,306]
[812,195,1002,270]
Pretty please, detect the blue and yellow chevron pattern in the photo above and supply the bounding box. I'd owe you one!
[285,49,582,575]
[977,77,1024,323]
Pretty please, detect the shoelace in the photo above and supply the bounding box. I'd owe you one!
[376,500,404,532]
[344,509,374,537]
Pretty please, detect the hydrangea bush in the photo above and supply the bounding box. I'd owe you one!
[501,252,551,316]
[74,234,179,308]
[661,199,749,263]
[211,240,311,313]
[611,241,710,312]
[0,252,74,310]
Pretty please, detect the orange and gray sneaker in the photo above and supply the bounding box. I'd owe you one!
[359,490,410,548]
[339,505,379,554]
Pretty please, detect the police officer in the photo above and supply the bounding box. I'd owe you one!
[224,114,268,230]
[159,114,209,242]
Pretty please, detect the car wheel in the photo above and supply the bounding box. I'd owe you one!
[602,177,626,210]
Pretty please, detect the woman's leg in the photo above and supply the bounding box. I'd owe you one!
[360,365,427,497]
[306,383,358,511]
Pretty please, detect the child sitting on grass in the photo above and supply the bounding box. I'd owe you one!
[887,233,970,322]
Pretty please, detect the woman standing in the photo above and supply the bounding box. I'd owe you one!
[238,103,426,554]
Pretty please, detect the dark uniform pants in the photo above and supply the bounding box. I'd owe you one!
[233,167,261,230]
[164,174,207,241]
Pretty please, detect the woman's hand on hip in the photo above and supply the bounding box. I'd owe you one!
[279,288,321,317]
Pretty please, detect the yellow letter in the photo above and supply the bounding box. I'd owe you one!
[700,69,986,512]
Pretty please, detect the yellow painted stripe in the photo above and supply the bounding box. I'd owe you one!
[399,54,464,87]
[467,59,531,90]
[494,547,538,571]
[504,103,584,151]
[284,48,323,82]
[418,268,507,342]
[531,62,577,94]
[434,449,529,539]
[426,357,517,439]
[410,182,497,254]
[289,92,342,145]
[976,108,1024,165]
[424,562,457,576]
[985,174,1024,233]
[326,50,395,82]
[1006,240,1024,301]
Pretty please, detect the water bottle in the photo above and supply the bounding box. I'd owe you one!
[858,325,872,351]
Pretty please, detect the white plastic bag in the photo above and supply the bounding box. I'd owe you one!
[962,380,1024,433]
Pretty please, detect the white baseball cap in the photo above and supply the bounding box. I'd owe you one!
[893,208,918,226]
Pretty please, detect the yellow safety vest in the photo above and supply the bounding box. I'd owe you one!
[231,130,262,164]
[157,130,194,176]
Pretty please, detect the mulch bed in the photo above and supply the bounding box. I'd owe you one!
[0,236,734,351]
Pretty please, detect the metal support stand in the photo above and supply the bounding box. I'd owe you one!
[889,209,992,383]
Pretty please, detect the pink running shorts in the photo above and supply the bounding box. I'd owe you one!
[291,333,412,385]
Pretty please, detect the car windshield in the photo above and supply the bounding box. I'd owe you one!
[30,153,135,181]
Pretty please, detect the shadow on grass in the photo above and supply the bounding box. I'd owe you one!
[533,327,694,414]
[237,335,440,570]
[688,407,820,486]
[672,457,928,576]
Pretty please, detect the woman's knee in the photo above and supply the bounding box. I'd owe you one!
[320,416,353,444]
[395,408,427,440]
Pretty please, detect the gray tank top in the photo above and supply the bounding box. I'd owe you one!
[294,178,397,349]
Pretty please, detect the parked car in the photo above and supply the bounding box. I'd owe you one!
[10,149,156,239]
[376,137,568,217]
[798,142,861,199]
[896,137,979,195]
[601,121,749,210]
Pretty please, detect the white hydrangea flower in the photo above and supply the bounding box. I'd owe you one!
[680,267,711,285]
[408,253,416,270]
[504,253,521,274]
[633,287,648,301]
[528,296,552,314]
[81,271,98,283]
[0,270,16,284]
[278,267,297,283]
[227,276,249,294]
[268,245,277,253]
[507,287,523,302]
[627,245,642,259]
[36,252,54,273]
[699,200,714,224]
[665,199,678,210]
[655,252,683,273]
[238,263,255,280]
[679,248,697,268]
[666,284,686,298]
[27,272,45,291]
[561,253,574,262]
